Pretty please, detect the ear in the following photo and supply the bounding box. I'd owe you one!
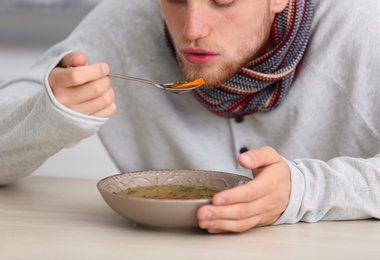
[271,0,290,13]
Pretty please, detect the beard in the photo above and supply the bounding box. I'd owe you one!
[172,11,274,88]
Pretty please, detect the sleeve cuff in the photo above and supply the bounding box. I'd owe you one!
[273,159,305,225]
[43,51,108,124]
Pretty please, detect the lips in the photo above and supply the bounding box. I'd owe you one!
[181,48,218,65]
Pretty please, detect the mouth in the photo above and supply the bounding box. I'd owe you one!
[181,48,218,65]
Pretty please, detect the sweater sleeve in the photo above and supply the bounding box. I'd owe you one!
[0,52,107,185]
[274,155,380,224]
[0,0,163,185]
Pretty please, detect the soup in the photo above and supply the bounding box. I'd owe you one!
[119,185,222,200]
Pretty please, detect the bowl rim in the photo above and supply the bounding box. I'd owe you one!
[97,169,251,202]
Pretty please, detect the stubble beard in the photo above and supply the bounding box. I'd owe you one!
[173,12,274,88]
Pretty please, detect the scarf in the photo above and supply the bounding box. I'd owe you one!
[165,0,314,118]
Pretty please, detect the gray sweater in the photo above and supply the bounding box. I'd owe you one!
[1,0,380,225]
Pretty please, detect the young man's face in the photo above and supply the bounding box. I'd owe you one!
[160,0,289,87]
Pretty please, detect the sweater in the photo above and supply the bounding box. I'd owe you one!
[1,0,380,224]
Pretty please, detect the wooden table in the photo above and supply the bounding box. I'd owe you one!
[1,176,380,260]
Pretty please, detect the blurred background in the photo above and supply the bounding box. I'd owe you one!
[0,0,119,179]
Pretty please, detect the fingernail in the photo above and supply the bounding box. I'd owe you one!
[241,153,253,165]
[208,229,222,234]
[202,221,214,229]
[102,63,110,75]
[215,197,225,206]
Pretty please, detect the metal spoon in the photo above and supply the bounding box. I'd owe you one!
[109,73,202,94]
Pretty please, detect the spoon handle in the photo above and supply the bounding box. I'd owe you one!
[108,73,158,86]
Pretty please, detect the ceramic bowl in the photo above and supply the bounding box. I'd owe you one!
[97,169,251,229]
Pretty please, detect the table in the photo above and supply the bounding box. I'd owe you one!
[1,176,380,260]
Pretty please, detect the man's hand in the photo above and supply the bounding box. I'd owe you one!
[48,52,116,118]
[197,146,291,233]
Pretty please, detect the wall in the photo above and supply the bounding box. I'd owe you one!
[0,0,119,180]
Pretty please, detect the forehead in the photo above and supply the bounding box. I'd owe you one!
[159,0,274,16]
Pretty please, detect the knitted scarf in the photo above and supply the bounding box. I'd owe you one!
[165,0,314,118]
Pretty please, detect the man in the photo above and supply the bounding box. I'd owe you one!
[1,0,380,233]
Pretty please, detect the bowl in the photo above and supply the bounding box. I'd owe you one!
[97,169,251,229]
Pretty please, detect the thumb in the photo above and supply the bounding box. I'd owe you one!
[237,146,282,170]
[59,51,87,68]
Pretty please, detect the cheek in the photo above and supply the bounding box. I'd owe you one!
[161,5,185,39]
[166,19,185,45]
[217,15,266,48]
[221,28,259,55]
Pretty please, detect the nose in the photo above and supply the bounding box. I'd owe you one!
[182,4,210,41]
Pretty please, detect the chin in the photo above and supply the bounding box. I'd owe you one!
[178,59,237,87]
[181,70,230,88]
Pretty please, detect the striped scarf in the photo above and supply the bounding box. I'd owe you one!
[166,0,314,118]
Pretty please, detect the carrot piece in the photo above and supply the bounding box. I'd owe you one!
[170,78,205,89]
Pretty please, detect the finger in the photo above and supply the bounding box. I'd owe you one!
[211,159,290,207]
[91,102,117,118]
[198,199,282,233]
[54,76,112,105]
[60,85,116,118]
[89,86,117,117]
[198,197,266,221]
[209,177,270,206]
[198,190,287,233]
[237,146,282,170]
[199,215,262,233]
[59,51,87,68]
[71,96,114,116]
[199,187,286,221]
[69,87,115,115]
[74,87,115,115]
[49,63,109,89]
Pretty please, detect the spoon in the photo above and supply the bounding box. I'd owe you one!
[109,73,204,94]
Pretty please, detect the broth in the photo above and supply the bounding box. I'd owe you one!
[119,185,222,200]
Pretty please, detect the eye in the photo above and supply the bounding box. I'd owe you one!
[213,0,236,8]
[166,0,186,5]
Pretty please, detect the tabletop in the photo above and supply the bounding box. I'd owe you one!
[1,176,380,260]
